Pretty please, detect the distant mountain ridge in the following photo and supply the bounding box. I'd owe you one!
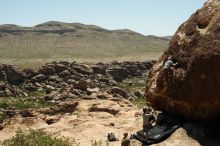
[146,35,172,41]
[0,21,170,38]
[0,21,170,67]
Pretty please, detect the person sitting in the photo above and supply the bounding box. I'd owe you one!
[121,132,131,146]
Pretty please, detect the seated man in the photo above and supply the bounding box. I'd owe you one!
[121,133,131,146]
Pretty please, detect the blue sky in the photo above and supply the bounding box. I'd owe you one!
[0,0,206,36]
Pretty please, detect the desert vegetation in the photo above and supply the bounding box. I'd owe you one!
[0,22,169,68]
[1,129,71,146]
[0,60,153,145]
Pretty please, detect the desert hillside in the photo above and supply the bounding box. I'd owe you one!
[0,21,169,67]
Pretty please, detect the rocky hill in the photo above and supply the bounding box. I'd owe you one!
[0,21,169,67]
[146,0,220,123]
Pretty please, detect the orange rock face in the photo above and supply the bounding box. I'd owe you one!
[146,0,220,122]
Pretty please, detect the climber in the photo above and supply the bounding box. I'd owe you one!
[142,107,155,140]
[121,132,131,146]
[162,56,178,86]
[163,55,178,70]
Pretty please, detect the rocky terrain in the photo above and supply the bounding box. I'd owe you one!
[0,22,169,67]
[0,60,155,98]
[2,0,220,145]
[0,60,155,145]
[0,60,217,146]
[0,60,215,146]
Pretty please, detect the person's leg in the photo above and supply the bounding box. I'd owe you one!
[142,126,146,138]
[143,126,148,139]
[145,128,148,140]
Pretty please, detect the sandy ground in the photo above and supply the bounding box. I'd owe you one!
[0,98,142,146]
[0,98,202,146]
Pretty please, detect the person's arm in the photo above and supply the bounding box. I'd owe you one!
[173,62,178,66]
[150,114,156,126]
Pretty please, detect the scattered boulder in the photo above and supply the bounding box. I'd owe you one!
[23,69,38,79]
[4,65,24,85]
[57,101,79,113]
[5,110,16,118]
[19,110,34,117]
[92,65,107,75]
[4,88,13,96]
[39,65,56,76]
[0,82,6,91]
[126,65,139,76]
[89,105,120,116]
[109,87,128,98]
[87,88,100,95]
[98,77,110,84]
[75,80,88,91]
[31,74,46,83]
[71,63,93,75]
[0,70,6,81]
[97,92,112,99]
[0,124,3,130]
[44,116,60,125]
[107,67,129,82]
[134,90,144,98]
[24,83,37,92]
[58,70,71,78]
[55,64,67,73]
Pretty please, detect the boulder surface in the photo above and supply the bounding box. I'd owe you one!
[146,0,220,122]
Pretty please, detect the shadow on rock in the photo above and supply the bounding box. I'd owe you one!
[183,118,220,146]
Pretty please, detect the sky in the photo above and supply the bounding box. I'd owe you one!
[0,0,206,36]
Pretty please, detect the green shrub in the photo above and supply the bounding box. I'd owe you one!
[0,97,55,110]
[0,102,9,109]
[132,97,146,108]
[0,112,6,123]
[2,129,71,146]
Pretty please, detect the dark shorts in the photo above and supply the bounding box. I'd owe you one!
[143,125,150,133]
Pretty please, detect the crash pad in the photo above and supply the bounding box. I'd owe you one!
[133,116,181,145]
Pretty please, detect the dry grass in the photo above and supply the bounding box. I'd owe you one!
[0,22,168,68]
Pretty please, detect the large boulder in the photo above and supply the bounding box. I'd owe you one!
[107,67,129,82]
[91,65,107,75]
[146,0,220,122]
[3,65,24,85]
